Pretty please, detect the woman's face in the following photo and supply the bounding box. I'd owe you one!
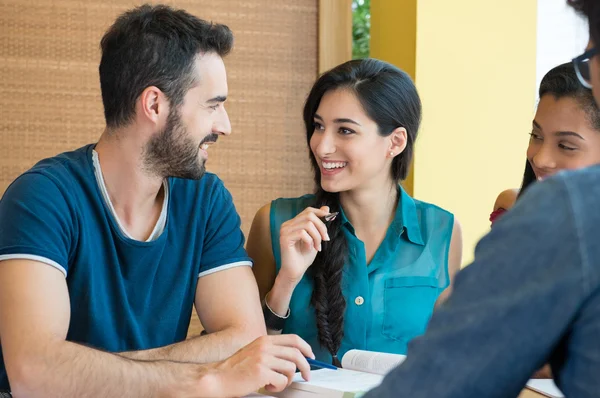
[309,88,405,193]
[527,94,600,180]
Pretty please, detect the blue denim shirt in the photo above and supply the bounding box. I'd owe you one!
[365,166,600,398]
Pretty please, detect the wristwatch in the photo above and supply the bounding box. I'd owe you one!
[262,294,290,331]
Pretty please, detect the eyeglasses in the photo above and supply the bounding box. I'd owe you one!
[572,47,599,88]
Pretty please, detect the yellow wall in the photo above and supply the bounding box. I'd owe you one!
[372,0,538,265]
[370,0,417,196]
[371,0,417,80]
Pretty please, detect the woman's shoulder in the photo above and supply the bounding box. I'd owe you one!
[410,196,454,220]
[408,197,456,243]
[270,194,316,218]
[493,188,519,211]
[489,188,519,224]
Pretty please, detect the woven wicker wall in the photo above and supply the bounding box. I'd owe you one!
[0,0,318,336]
[0,0,317,225]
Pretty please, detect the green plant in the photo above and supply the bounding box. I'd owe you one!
[352,0,370,59]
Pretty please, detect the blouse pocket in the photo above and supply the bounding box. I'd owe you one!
[382,276,442,343]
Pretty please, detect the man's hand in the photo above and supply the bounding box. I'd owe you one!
[209,334,314,397]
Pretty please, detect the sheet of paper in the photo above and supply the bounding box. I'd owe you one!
[526,379,564,398]
[291,368,383,392]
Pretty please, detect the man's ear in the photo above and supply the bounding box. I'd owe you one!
[138,86,168,125]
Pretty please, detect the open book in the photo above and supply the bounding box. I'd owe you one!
[267,349,406,398]
[266,349,566,398]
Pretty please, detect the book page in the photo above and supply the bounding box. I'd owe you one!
[525,379,564,398]
[283,368,383,395]
[341,349,406,376]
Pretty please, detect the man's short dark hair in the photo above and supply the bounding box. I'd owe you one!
[569,0,600,46]
[99,4,233,128]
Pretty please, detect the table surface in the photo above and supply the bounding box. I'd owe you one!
[252,387,546,397]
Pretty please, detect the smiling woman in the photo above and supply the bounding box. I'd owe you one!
[246,58,462,365]
[491,62,600,225]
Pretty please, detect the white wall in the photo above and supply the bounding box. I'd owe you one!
[536,0,589,92]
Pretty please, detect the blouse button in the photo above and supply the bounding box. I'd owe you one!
[355,296,364,306]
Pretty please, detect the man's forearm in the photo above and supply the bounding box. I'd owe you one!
[120,326,259,363]
[9,340,215,398]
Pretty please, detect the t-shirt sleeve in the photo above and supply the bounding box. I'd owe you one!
[0,172,74,276]
[197,180,252,278]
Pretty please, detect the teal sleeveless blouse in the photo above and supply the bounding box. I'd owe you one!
[269,186,454,363]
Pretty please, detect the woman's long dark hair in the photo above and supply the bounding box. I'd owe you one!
[518,62,600,199]
[302,59,421,363]
[518,160,536,198]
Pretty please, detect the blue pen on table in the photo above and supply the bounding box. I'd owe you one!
[306,357,338,370]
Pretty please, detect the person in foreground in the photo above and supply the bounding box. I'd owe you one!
[247,58,461,365]
[0,4,311,397]
[491,62,600,226]
[364,1,600,397]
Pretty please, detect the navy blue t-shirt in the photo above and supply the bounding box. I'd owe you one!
[0,144,252,390]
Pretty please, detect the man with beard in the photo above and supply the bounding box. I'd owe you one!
[363,1,600,397]
[0,4,312,397]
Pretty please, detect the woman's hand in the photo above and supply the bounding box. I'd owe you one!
[278,206,333,286]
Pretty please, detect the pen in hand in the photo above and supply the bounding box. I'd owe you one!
[321,212,339,224]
